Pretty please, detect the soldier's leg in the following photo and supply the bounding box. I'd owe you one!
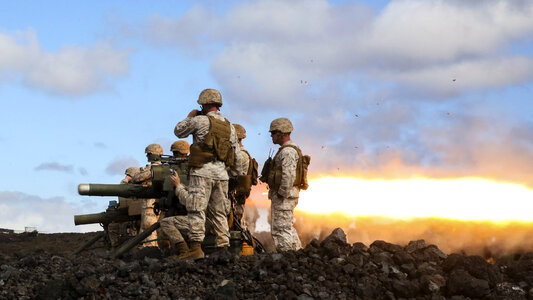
[205,179,230,248]
[140,198,158,247]
[186,175,211,243]
[271,195,301,251]
[160,216,186,245]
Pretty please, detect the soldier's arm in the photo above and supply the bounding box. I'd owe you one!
[278,148,299,198]
[132,168,151,183]
[174,115,200,138]
[175,184,189,206]
[170,171,189,206]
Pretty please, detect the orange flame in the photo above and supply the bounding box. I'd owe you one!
[248,176,533,256]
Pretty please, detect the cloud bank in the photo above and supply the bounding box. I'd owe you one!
[0,191,100,233]
[0,28,130,97]
[141,0,533,186]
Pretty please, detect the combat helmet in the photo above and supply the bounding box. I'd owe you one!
[171,140,190,155]
[145,144,164,155]
[269,118,293,134]
[125,167,140,177]
[197,89,222,106]
[233,124,246,140]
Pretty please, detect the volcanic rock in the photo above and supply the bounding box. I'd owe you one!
[2,228,533,299]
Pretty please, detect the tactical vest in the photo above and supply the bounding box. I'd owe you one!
[261,144,310,192]
[234,150,259,203]
[189,115,235,168]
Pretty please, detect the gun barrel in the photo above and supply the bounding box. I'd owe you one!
[78,183,161,198]
[74,208,137,225]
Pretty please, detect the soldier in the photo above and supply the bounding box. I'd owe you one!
[159,171,190,257]
[174,88,239,260]
[132,144,164,247]
[170,140,190,186]
[108,166,140,251]
[230,124,257,228]
[262,118,305,251]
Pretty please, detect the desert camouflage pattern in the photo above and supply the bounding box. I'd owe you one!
[132,162,161,184]
[133,162,162,247]
[125,167,140,178]
[233,123,246,139]
[270,193,302,251]
[268,140,302,251]
[160,215,189,245]
[197,88,222,106]
[174,111,239,180]
[170,140,190,155]
[231,145,250,177]
[140,198,158,247]
[268,140,300,199]
[186,175,230,247]
[269,117,294,133]
[145,143,164,155]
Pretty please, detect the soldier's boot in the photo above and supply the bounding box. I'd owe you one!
[179,242,204,260]
[174,242,189,257]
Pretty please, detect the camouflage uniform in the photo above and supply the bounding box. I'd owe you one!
[269,140,302,251]
[108,167,140,249]
[174,111,238,247]
[133,161,162,247]
[231,145,250,225]
[160,184,190,245]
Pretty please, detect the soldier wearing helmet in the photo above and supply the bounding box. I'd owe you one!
[171,140,190,158]
[108,166,141,252]
[261,117,303,251]
[173,88,239,260]
[229,124,258,229]
[132,143,164,247]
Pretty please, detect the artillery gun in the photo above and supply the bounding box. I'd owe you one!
[74,155,263,257]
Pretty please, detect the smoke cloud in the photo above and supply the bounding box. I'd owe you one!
[105,157,140,176]
[34,162,74,173]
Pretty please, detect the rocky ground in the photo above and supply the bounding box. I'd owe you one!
[2,228,533,299]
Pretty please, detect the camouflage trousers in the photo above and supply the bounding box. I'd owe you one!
[160,215,189,245]
[140,198,158,247]
[186,175,231,247]
[270,194,302,251]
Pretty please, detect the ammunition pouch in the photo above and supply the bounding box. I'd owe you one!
[235,175,252,203]
[259,157,272,183]
[189,144,216,168]
[188,116,235,168]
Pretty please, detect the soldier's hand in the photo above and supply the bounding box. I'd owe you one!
[187,109,200,118]
[170,171,181,186]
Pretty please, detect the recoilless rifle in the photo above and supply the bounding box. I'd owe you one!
[74,155,263,257]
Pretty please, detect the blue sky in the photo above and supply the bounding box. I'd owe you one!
[1,0,532,232]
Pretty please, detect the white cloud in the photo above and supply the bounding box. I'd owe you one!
[143,0,533,102]
[0,191,101,233]
[139,0,533,186]
[0,28,130,97]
